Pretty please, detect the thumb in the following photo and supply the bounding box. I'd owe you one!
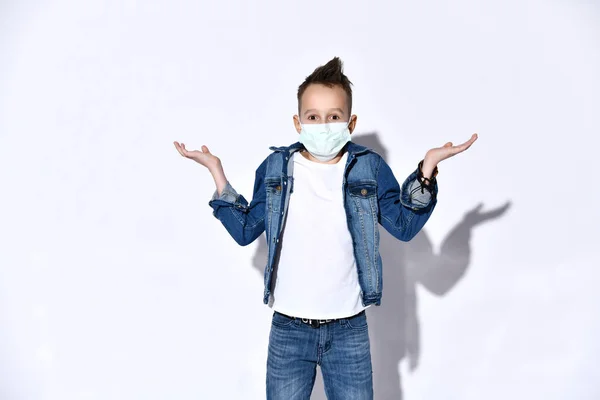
[201,145,211,154]
[443,142,453,148]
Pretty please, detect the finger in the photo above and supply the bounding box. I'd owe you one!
[452,133,477,147]
[460,134,478,148]
[450,145,469,155]
[460,136,477,146]
[452,136,477,153]
[174,142,186,157]
[182,145,195,158]
[181,143,195,157]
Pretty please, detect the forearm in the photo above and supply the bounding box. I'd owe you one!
[209,182,265,246]
[209,161,228,196]
[208,159,268,246]
[378,159,438,242]
[380,203,436,241]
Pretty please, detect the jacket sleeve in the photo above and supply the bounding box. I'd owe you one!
[377,157,438,242]
[208,158,268,246]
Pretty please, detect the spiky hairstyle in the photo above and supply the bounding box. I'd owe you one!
[297,57,353,114]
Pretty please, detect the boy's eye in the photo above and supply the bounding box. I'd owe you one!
[308,115,317,120]
[330,115,340,120]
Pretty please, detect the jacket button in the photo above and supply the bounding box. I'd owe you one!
[276,185,282,191]
[361,188,367,196]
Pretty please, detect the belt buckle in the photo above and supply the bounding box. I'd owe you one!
[301,318,321,328]
[301,318,332,328]
[300,319,315,328]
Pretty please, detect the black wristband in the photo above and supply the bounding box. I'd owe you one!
[417,160,438,194]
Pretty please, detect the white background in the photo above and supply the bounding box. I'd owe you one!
[1,0,599,399]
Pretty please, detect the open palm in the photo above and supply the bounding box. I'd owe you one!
[425,133,478,165]
[173,141,221,170]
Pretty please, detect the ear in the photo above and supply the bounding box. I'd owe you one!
[348,114,358,134]
[293,115,302,134]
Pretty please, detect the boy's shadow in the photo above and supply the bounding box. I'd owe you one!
[252,133,511,399]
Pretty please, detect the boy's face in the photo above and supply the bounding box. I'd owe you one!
[294,84,357,133]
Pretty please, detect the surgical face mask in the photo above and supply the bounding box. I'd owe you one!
[298,121,352,162]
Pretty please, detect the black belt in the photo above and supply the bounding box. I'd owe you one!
[275,310,365,329]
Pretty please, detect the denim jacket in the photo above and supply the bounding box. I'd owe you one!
[209,142,438,307]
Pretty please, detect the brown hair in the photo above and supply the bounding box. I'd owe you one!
[297,57,353,114]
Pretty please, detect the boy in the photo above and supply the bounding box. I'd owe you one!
[174,57,477,399]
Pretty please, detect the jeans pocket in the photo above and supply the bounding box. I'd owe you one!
[344,312,368,330]
[271,312,295,328]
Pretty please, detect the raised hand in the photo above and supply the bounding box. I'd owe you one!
[173,141,227,195]
[173,141,222,170]
[421,133,478,177]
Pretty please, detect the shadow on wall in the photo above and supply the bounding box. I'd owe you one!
[251,133,511,399]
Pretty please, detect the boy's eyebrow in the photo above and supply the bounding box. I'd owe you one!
[303,108,346,116]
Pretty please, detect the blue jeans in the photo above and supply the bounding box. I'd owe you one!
[266,311,373,399]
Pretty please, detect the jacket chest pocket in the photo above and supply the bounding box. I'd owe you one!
[265,179,283,212]
[348,182,378,216]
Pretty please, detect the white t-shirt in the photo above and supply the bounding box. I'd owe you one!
[271,151,367,320]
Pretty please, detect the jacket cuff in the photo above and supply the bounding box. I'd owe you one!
[210,181,239,204]
[400,168,437,210]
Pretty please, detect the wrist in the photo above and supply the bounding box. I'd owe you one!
[209,161,227,195]
[208,158,223,176]
[420,159,437,179]
[417,159,438,194]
